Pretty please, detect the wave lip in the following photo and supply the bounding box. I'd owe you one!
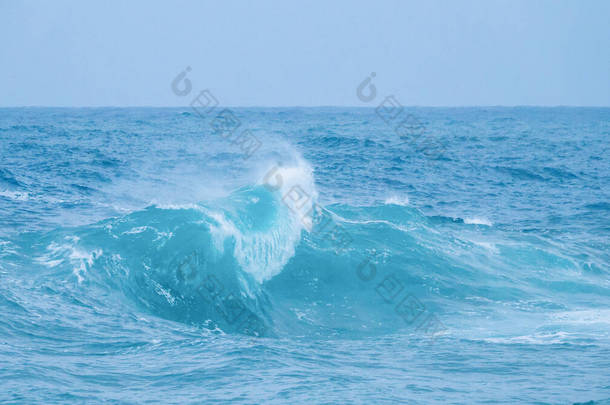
[205,183,306,284]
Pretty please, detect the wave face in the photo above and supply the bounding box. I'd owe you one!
[1,107,609,404]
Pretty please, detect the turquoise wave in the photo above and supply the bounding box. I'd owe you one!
[10,183,607,341]
[2,107,609,403]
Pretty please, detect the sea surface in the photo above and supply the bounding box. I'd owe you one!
[0,107,609,404]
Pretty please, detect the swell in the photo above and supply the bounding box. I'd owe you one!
[3,180,604,340]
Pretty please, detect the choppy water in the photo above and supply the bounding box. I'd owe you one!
[1,107,609,404]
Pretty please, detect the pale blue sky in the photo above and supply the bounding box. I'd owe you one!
[1,0,609,106]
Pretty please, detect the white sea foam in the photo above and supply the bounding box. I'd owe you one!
[384,195,410,206]
[0,189,30,201]
[550,309,610,325]
[121,226,173,241]
[37,237,101,283]
[483,331,577,345]
[151,202,203,211]
[464,217,493,226]
[149,278,177,305]
[207,156,318,284]
[470,240,499,253]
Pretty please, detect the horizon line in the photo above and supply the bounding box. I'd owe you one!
[1,105,609,109]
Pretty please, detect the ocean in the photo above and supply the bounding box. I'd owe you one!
[0,107,609,404]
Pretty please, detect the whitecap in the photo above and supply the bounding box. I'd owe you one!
[464,217,493,226]
[384,195,410,206]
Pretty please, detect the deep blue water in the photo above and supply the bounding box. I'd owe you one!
[1,107,609,404]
